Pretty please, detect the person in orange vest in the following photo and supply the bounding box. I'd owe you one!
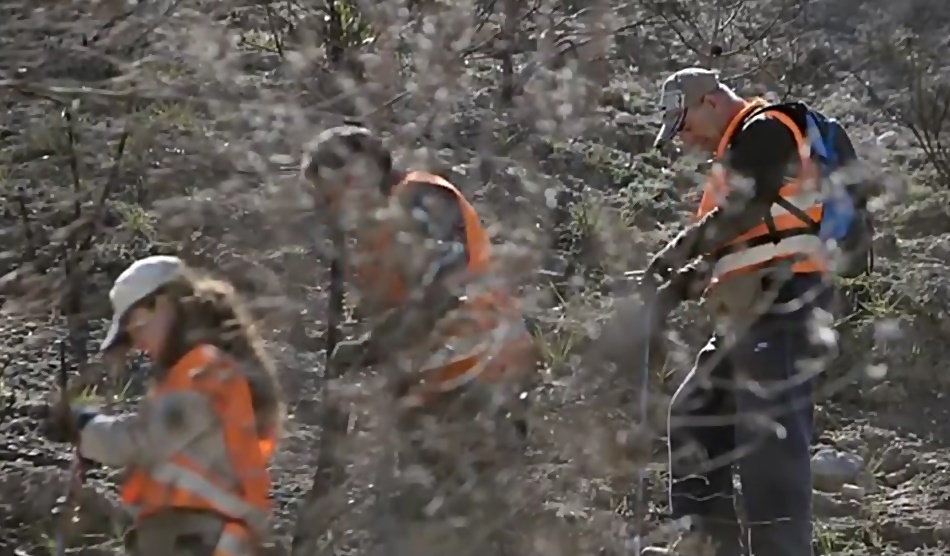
[302,124,536,549]
[638,69,846,556]
[42,255,284,556]
[303,124,536,415]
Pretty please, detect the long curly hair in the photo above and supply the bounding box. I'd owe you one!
[139,270,285,439]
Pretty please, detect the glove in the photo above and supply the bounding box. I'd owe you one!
[328,334,378,369]
[645,249,675,282]
[648,225,700,281]
[41,405,97,444]
[668,259,712,301]
[647,243,690,282]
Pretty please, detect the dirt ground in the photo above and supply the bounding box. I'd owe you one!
[2,0,950,555]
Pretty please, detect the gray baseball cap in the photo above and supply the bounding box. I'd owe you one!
[653,67,722,149]
[101,255,185,352]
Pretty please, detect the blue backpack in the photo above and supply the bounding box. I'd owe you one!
[804,110,855,242]
[761,104,874,277]
[747,103,874,277]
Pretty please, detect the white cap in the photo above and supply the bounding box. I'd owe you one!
[101,255,186,352]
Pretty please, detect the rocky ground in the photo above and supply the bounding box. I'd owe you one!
[2,0,950,555]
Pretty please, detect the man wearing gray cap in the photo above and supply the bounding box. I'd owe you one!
[638,68,864,556]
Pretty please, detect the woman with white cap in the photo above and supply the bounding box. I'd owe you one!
[43,255,284,556]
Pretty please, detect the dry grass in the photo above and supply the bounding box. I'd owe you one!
[0,0,949,555]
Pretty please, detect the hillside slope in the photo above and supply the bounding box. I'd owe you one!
[2,0,950,554]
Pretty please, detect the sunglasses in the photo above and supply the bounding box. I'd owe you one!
[669,108,688,136]
[307,149,348,174]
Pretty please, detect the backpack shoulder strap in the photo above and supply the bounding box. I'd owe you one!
[803,109,840,165]
[751,106,809,158]
[742,104,822,234]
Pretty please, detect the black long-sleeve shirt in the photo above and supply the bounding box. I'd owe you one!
[657,102,857,269]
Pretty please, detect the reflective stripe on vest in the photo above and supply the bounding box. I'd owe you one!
[355,171,531,397]
[142,457,267,531]
[766,191,824,219]
[711,234,825,277]
[412,318,529,385]
[394,172,527,375]
[120,345,274,539]
[399,318,536,408]
[414,301,525,374]
[699,100,826,280]
[213,522,255,556]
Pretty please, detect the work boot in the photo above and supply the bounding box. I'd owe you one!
[640,516,743,556]
[639,533,716,556]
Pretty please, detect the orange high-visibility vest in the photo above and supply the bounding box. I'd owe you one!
[353,171,534,406]
[120,345,275,556]
[698,100,827,282]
